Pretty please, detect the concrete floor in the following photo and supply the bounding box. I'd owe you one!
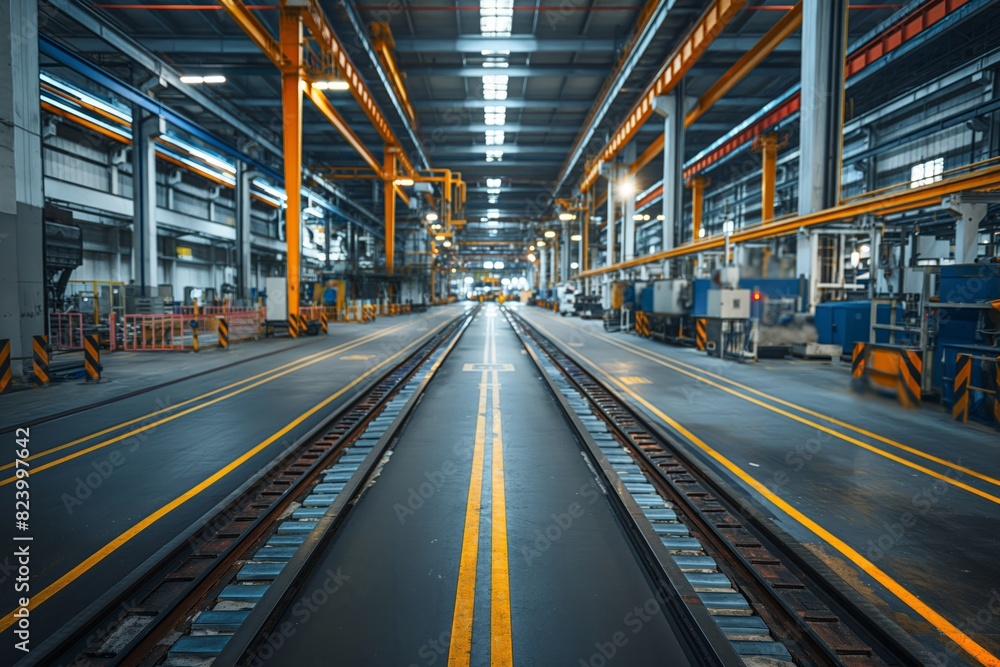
[0,305,465,665]
[264,306,697,666]
[516,304,1000,666]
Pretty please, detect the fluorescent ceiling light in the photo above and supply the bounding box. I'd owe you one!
[558,212,575,221]
[494,261,504,269]
[544,230,556,238]
[425,212,439,222]
[180,75,226,84]
[486,178,502,188]
[484,261,494,269]
[443,240,453,247]
[394,178,415,186]
[313,79,349,91]
[536,240,546,247]
[570,234,582,241]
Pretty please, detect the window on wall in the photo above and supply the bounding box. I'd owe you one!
[910,157,943,188]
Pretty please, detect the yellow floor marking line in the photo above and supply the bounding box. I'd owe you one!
[0,331,433,635]
[489,366,514,667]
[567,341,1000,667]
[534,319,1000,507]
[1,319,413,472]
[601,325,1000,490]
[448,312,492,666]
[0,321,416,486]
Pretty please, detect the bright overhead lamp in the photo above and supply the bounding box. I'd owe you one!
[632,213,643,221]
[570,262,579,269]
[464,276,474,284]
[537,240,546,247]
[484,261,494,269]
[431,223,442,230]
[443,240,453,248]
[529,245,535,251]
[435,234,446,241]
[180,75,226,84]
[618,177,635,198]
[558,212,575,221]
[543,230,557,238]
[527,253,536,262]
[570,234,582,242]
[425,212,439,222]
[656,214,665,221]
[451,267,457,273]
[394,178,415,186]
[494,261,504,269]
[313,79,349,91]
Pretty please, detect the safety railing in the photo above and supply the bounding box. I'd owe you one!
[49,312,85,350]
[123,314,220,351]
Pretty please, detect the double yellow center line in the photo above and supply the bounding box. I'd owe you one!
[449,307,514,666]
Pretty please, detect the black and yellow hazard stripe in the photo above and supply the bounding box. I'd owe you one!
[218,317,230,349]
[288,313,300,338]
[695,318,707,351]
[635,312,650,338]
[84,334,101,382]
[33,335,49,387]
[952,354,971,423]
[898,349,922,409]
[320,310,328,334]
[851,343,867,378]
[0,339,11,394]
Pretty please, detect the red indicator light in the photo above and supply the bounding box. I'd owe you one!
[752,292,762,301]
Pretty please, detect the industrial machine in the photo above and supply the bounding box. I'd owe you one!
[44,205,83,312]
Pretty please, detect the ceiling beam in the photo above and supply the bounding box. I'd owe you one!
[412,99,593,110]
[392,36,617,52]
[405,65,610,78]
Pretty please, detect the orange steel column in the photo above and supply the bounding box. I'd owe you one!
[756,133,779,222]
[280,10,303,331]
[384,147,397,274]
[689,176,706,242]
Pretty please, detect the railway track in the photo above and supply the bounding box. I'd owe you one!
[29,308,476,667]
[505,307,926,667]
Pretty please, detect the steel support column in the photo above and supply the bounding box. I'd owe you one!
[658,91,684,252]
[235,162,257,301]
[798,0,847,310]
[384,148,396,274]
[606,177,616,267]
[280,9,303,328]
[0,0,44,383]
[689,176,706,243]
[561,222,571,283]
[622,145,636,262]
[132,109,161,296]
[755,133,781,223]
[538,246,549,289]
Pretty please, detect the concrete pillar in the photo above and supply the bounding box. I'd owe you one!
[797,0,847,309]
[657,91,684,252]
[235,162,257,302]
[0,0,45,382]
[131,110,163,297]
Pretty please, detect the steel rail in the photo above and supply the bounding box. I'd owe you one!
[32,309,474,666]
[506,307,929,667]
